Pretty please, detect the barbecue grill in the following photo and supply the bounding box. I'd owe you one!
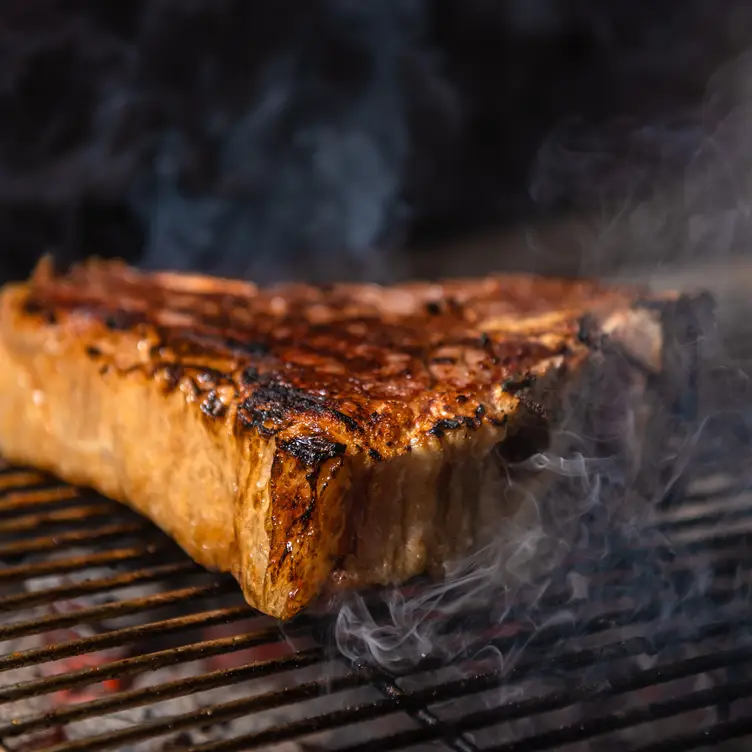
[0,423,751,752]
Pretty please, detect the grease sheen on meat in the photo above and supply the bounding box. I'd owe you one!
[0,259,711,619]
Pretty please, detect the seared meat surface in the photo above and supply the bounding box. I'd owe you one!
[0,259,713,618]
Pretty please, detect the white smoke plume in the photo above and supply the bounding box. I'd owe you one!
[330,50,752,675]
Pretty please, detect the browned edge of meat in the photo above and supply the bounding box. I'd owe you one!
[0,257,716,618]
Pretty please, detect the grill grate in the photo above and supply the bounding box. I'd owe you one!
[0,458,751,752]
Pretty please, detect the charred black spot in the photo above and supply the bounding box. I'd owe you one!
[368,448,383,461]
[456,395,469,404]
[489,415,508,427]
[519,396,548,419]
[475,404,486,421]
[501,374,536,394]
[200,390,226,418]
[280,435,346,468]
[85,345,101,358]
[238,380,361,435]
[479,332,490,348]
[429,418,462,438]
[425,301,441,315]
[43,310,58,325]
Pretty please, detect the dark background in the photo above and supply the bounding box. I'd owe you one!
[1,0,751,284]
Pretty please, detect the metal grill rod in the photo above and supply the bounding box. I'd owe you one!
[19,611,748,752]
[2,649,327,739]
[0,522,151,558]
[40,670,373,752]
[485,679,752,752]
[634,716,752,752]
[0,581,236,642]
[0,485,79,513]
[0,505,119,535]
[0,547,174,584]
[332,631,752,752]
[1,564,744,734]
[0,605,252,680]
[192,617,751,752]
[0,624,303,705]
[0,560,196,612]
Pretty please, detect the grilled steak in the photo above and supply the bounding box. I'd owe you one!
[0,259,714,619]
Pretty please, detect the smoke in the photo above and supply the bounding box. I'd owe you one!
[331,341,701,671]
[130,0,426,284]
[4,1,752,283]
[526,51,752,278]
[329,47,752,675]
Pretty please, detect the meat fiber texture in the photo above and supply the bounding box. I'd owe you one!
[0,258,715,620]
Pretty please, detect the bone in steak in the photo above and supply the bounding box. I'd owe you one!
[0,258,714,620]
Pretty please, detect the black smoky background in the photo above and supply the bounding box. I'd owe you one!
[2,0,751,286]
[3,3,752,746]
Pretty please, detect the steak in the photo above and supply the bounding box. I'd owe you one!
[0,258,715,619]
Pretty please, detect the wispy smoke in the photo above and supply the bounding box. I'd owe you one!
[526,52,752,277]
[330,46,752,674]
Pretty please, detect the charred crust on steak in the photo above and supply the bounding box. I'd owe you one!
[200,390,226,418]
[15,259,679,467]
[279,435,347,468]
[501,374,536,394]
[428,418,463,438]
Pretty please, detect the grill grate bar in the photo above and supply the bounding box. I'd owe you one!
[330,634,752,752]
[39,671,373,752]
[370,674,480,752]
[0,471,47,490]
[484,678,752,752]
[0,486,80,514]
[0,505,122,535]
[0,624,313,706]
[0,459,750,751]
[0,581,236,642]
[0,522,152,558]
[0,560,197,613]
[0,649,327,739]
[157,619,752,752]
[0,546,173,584]
[430,584,742,674]
[0,605,252,679]
[633,716,752,751]
[2,601,744,739]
